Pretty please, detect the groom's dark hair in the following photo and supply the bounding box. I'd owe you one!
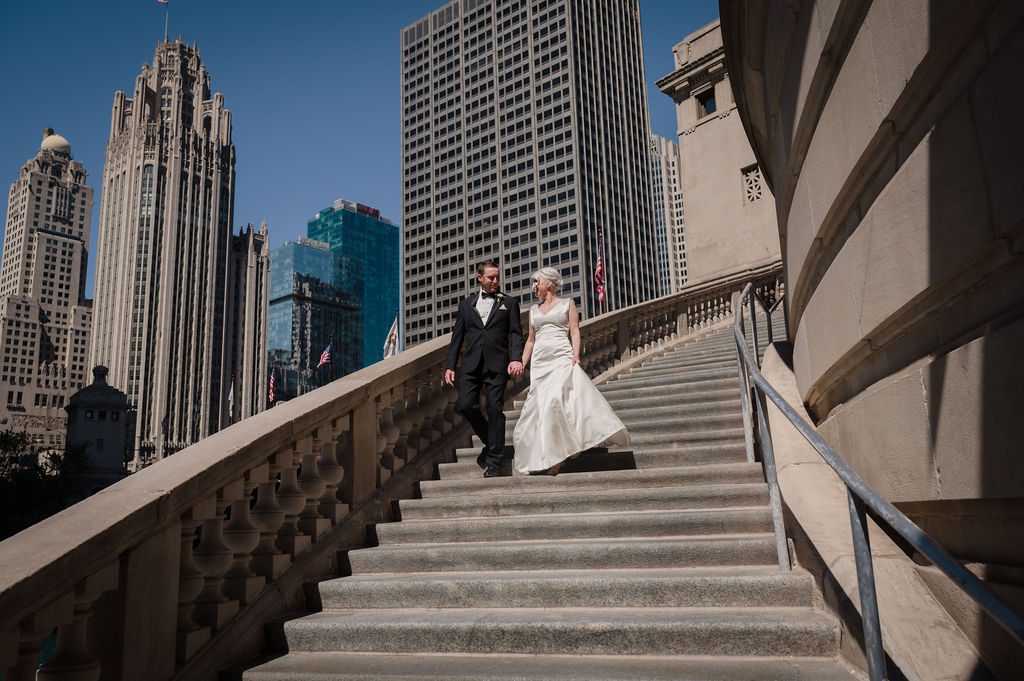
[476,258,500,275]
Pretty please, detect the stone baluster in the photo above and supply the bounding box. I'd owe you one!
[442,369,460,432]
[5,594,73,681]
[334,416,356,506]
[176,502,214,664]
[224,464,268,606]
[377,389,401,477]
[36,563,119,681]
[412,379,436,447]
[428,375,448,442]
[369,394,386,486]
[317,421,348,525]
[193,484,241,631]
[392,384,417,464]
[276,444,311,557]
[250,452,290,579]
[297,434,330,541]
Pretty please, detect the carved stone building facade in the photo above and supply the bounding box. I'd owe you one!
[0,129,93,453]
[401,0,658,346]
[657,19,780,285]
[723,1,1024,676]
[90,40,269,467]
[650,134,687,293]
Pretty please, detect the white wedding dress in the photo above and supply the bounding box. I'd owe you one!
[512,299,629,475]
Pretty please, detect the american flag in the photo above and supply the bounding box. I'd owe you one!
[594,239,606,303]
[268,369,276,405]
[157,0,168,4]
[317,342,332,368]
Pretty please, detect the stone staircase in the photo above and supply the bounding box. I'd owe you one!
[242,319,863,680]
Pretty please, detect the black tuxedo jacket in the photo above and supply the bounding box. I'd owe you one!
[446,292,524,374]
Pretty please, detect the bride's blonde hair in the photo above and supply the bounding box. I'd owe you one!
[531,267,563,292]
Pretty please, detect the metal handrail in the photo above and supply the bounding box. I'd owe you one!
[733,283,1024,681]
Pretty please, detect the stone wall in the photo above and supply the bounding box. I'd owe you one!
[723,0,1024,671]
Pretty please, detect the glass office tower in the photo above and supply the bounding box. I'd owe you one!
[307,199,400,365]
[267,238,362,400]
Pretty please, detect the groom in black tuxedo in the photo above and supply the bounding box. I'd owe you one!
[444,259,525,477]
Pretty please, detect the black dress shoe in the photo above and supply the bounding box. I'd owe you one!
[483,465,501,478]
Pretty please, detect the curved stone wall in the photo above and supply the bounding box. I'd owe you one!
[722,0,1024,564]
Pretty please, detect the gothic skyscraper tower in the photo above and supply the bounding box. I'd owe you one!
[91,40,268,466]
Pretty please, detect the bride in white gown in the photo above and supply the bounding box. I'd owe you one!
[512,268,629,475]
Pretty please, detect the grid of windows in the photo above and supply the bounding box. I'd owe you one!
[401,0,658,347]
[0,136,94,453]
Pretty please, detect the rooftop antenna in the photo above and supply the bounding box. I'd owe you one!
[159,0,169,42]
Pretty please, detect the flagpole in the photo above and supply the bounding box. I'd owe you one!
[598,228,606,313]
[163,3,169,43]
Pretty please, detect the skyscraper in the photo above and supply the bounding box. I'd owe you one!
[90,40,269,466]
[307,199,399,365]
[400,0,658,346]
[267,238,363,401]
[650,134,687,293]
[0,129,93,452]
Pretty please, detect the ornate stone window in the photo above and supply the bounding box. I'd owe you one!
[742,164,764,204]
[696,88,717,117]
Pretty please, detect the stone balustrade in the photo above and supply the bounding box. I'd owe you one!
[0,261,781,681]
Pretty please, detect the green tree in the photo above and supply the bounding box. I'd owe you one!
[0,430,91,540]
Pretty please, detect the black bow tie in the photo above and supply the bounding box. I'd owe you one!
[481,291,498,300]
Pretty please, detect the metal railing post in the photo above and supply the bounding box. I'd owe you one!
[732,292,756,464]
[847,490,888,681]
[755,388,792,571]
[748,293,759,366]
[729,280,1024,668]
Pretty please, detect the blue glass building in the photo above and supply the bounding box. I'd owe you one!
[267,238,362,400]
[307,199,400,366]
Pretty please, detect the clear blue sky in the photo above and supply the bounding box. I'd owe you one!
[0,0,718,296]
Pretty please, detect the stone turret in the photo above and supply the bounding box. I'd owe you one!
[65,366,134,490]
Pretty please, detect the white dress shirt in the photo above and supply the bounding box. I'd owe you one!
[475,289,496,321]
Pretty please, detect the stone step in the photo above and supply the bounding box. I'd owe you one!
[317,566,814,609]
[373,507,772,545]
[469,410,743,443]
[650,346,737,364]
[276,606,839,657]
[628,427,745,447]
[242,651,860,681]
[453,446,640,476]
[454,445,750,474]
[623,412,743,434]
[602,366,738,391]
[346,534,778,573]
[441,439,745,479]
[602,387,741,410]
[611,399,742,420]
[421,461,765,498]
[502,394,742,424]
[401,481,768,519]
[653,339,737,357]
[598,377,740,401]
[627,355,737,375]
[629,442,749,466]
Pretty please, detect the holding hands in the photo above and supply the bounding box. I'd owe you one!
[507,361,524,377]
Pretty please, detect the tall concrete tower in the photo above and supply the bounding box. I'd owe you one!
[400,0,658,347]
[91,40,267,467]
[0,129,94,453]
[650,134,687,293]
